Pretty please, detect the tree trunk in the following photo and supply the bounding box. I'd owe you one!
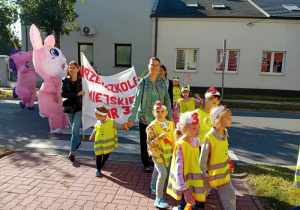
[54,30,60,49]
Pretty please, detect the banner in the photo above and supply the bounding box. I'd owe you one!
[81,53,137,130]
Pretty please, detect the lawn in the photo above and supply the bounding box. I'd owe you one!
[235,165,300,210]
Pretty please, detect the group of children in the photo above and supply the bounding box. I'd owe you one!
[88,75,236,210]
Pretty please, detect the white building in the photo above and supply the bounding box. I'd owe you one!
[151,0,300,96]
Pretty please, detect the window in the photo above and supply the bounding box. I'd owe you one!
[115,44,131,67]
[186,3,198,7]
[78,43,93,65]
[175,49,198,71]
[282,4,300,11]
[261,52,285,74]
[216,50,239,72]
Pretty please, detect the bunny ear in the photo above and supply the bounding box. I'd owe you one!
[44,35,55,47]
[29,24,43,50]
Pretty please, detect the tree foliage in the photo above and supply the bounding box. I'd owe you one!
[17,0,80,48]
[0,0,18,44]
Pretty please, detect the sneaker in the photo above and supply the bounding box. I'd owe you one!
[150,183,156,195]
[27,106,35,110]
[154,198,169,209]
[68,153,75,162]
[50,128,62,134]
[19,102,25,109]
[96,169,101,177]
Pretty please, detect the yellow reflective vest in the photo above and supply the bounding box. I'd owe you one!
[205,130,230,187]
[167,138,206,202]
[173,86,181,103]
[149,120,175,167]
[294,146,300,195]
[94,119,118,155]
[179,98,195,114]
[197,107,213,145]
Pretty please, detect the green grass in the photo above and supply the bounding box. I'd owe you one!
[0,90,13,98]
[235,165,300,210]
[223,101,300,111]
[224,94,300,102]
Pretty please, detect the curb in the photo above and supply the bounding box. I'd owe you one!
[0,150,14,159]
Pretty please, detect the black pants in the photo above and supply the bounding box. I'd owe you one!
[180,194,205,210]
[96,154,110,170]
[139,122,150,168]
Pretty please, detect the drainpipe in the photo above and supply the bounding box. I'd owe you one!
[154,17,158,57]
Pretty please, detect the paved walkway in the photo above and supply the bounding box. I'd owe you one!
[0,152,264,210]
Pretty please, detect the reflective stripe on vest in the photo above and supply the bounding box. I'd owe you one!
[173,86,181,103]
[179,98,195,114]
[197,108,213,144]
[94,119,117,155]
[167,138,206,202]
[151,120,175,167]
[206,131,230,187]
[294,146,300,195]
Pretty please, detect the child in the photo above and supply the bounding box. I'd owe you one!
[172,76,181,105]
[146,101,175,209]
[197,87,221,144]
[89,106,129,176]
[174,85,203,124]
[167,111,205,210]
[200,106,236,210]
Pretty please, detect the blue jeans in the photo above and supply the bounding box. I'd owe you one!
[66,111,82,152]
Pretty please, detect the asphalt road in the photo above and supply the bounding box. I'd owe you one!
[0,99,299,166]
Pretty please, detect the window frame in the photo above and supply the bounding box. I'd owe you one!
[115,43,132,67]
[215,49,240,74]
[78,43,94,66]
[175,48,199,73]
[260,51,286,76]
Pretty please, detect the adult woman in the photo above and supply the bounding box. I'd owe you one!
[61,61,85,162]
[127,57,172,173]
[159,65,173,108]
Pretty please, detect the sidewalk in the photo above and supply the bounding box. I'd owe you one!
[0,152,264,210]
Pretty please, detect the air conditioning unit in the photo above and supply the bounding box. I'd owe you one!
[82,26,96,35]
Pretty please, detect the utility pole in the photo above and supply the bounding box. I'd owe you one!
[221,39,226,98]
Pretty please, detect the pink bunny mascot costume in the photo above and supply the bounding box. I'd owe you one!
[29,24,70,133]
[9,49,37,109]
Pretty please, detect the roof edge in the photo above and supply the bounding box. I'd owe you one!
[247,0,270,17]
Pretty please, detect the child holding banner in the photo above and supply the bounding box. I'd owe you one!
[89,106,129,176]
[146,101,175,209]
[199,105,236,210]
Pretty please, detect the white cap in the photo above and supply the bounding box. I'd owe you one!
[210,106,226,122]
[205,87,220,98]
[179,111,199,125]
[95,109,108,116]
[153,101,167,111]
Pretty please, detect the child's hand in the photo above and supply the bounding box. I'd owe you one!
[183,189,195,205]
[123,123,129,132]
[89,136,94,141]
[157,133,166,140]
[195,93,200,100]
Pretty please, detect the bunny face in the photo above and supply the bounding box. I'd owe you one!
[9,50,33,75]
[30,24,67,80]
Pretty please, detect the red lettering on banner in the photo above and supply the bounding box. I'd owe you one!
[81,65,85,78]
[129,96,134,104]
[89,71,96,82]
[133,76,138,86]
[127,80,135,89]
[117,98,124,105]
[107,108,119,119]
[95,92,102,103]
[84,68,90,80]
[110,96,117,105]
[95,75,102,85]
[114,83,121,93]
[89,90,94,102]
[122,106,130,115]
[120,82,128,92]
[103,94,109,104]
[107,84,114,93]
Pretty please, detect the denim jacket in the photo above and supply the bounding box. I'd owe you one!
[128,74,172,125]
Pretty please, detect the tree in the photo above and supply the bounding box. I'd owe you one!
[0,0,18,44]
[17,0,80,48]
